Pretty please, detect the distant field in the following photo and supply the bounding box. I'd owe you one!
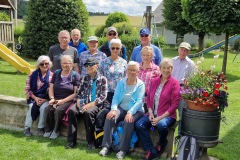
[16,15,143,28]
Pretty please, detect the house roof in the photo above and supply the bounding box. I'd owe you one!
[153,2,164,24]
[0,0,16,10]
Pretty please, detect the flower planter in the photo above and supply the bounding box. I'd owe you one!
[181,108,221,145]
[186,100,217,112]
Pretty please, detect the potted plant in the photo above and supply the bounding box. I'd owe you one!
[180,55,229,112]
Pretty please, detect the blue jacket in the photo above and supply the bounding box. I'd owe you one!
[111,77,145,115]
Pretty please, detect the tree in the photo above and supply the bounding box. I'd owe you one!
[22,0,89,58]
[17,0,28,19]
[182,0,240,74]
[162,0,195,36]
[105,12,129,27]
[162,0,205,50]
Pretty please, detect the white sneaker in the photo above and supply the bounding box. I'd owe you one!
[99,147,110,156]
[49,131,59,139]
[43,131,52,138]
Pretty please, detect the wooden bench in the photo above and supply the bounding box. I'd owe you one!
[0,94,177,159]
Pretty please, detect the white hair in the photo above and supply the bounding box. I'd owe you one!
[127,61,140,70]
[109,38,122,48]
[36,55,52,69]
[160,58,173,69]
[60,55,73,64]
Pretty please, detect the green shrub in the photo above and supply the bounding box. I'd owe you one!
[105,12,129,27]
[205,39,214,48]
[14,27,25,42]
[152,36,166,49]
[98,37,108,47]
[95,25,106,37]
[233,38,240,51]
[0,12,10,21]
[119,34,139,60]
[22,0,89,59]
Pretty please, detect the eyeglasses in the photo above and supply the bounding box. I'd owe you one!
[39,63,49,66]
[140,34,149,38]
[128,69,138,73]
[84,63,95,67]
[108,33,117,36]
[62,62,72,65]
[111,47,120,51]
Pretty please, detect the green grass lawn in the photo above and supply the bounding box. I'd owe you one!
[0,128,140,160]
[0,49,240,159]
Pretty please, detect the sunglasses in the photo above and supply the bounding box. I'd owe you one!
[39,63,49,66]
[140,34,149,38]
[84,63,95,67]
[111,47,120,51]
[108,33,117,36]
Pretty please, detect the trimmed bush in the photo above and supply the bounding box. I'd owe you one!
[95,25,106,37]
[105,12,129,27]
[22,0,89,59]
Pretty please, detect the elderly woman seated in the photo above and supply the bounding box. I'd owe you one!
[43,55,80,139]
[66,57,108,150]
[99,61,145,159]
[24,55,53,136]
[135,58,180,160]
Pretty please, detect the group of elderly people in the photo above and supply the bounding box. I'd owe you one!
[23,27,185,160]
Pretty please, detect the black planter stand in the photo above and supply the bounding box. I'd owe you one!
[200,148,219,160]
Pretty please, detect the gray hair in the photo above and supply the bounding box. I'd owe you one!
[58,30,70,38]
[159,58,173,69]
[36,55,52,69]
[109,38,122,48]
[60,55,73,64]
[71,28,81,36]
[127,61,140,70]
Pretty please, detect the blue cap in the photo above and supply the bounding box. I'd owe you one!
[139,27,150,35]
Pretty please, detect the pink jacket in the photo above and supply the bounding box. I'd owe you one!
[146,74,180,119]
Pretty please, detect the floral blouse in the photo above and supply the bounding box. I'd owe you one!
[99,57,127,93]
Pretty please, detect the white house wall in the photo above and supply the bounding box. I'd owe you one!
[155,27,226,46]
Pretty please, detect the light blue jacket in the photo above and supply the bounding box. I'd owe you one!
[111,77,145,115]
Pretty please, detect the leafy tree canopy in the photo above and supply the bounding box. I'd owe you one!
[23,0,89,59]
[162,0,195,36]
[182,0,240,34]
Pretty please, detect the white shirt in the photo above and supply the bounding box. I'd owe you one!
[172,56,195,84]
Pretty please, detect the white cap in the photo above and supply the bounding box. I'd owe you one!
[179,42,191,50]
[88,36,98,42]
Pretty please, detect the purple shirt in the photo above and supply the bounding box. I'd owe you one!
[51,70,80,99]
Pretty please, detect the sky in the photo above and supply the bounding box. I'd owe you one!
[82,0,162,16]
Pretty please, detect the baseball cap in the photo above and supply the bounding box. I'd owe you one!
[84,57,99,66]
[179,42,191,50]
[139,27,150,35]
[107,27,118,34]
[88,36,98,42]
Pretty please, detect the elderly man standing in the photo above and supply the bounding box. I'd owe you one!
[69,29,87,57]
[99,27,127,60]
[79,36,107,77]
[130,27,163,65]
[172,42,195,136]
[48,30,79,73]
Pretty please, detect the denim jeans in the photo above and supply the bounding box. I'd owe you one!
[135,115,176,151]
[24,101,48,129]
